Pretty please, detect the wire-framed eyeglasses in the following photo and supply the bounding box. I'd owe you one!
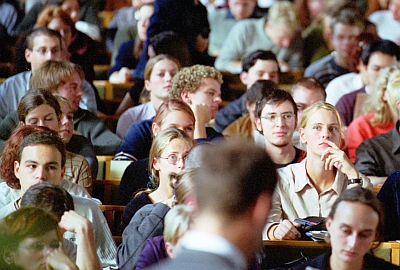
[158,154,186,165]
[260,112,296,122]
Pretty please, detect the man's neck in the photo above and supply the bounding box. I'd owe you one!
[264,142,296,165]
[334,53,351,70]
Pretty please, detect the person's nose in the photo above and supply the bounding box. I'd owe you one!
[177,158,184,169]
[35,166,47,181]
[321,126,330,139]
[165,72,173,82]
[282,38,290,48]
[46,51,57,60]
[61,115,68,126]
[38,119,45,127]
[76,86,84,97]
[214,95,222,104]
[275,115,285,127]
[346,233,359,250]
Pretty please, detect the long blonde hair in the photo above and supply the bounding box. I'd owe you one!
[364,62,400,126]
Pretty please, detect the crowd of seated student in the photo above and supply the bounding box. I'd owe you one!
[1,1,400,269]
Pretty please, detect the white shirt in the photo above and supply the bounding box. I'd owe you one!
[325,73,364,105]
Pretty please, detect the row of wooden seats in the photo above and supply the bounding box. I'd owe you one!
[94,156,129,244]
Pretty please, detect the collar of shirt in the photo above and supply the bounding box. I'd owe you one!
[181,230,247,269]
[293,158,342,195]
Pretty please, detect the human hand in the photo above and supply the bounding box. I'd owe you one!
[190,103,213,126]
[273,219,301,240]
[278,60,291,72]
[320,140,358,179]
[46,248,78,270]
[118,67,134,83]
[59,210,92,235]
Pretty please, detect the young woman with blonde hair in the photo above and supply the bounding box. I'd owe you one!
[266,101,371,240]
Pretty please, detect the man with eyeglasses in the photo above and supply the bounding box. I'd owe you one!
[254,88,305,167]
[0,27,97,121]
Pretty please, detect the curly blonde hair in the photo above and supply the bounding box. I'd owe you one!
[169,65,223,99]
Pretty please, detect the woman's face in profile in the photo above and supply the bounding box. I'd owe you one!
[9,229,60,270]
[326,201,378,266]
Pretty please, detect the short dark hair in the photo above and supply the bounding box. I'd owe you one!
[192,140,277,219]
[361,39,400,66]
[26,27,62,50]
[18,88,62,122]
[17,129,66,167]
[184,142,214,169]
[255,88,297,118]
[149,31,191,67]
[242,50,279,73]
[329,187,384,244]
[21,182,74,221]
[246,80,277,105]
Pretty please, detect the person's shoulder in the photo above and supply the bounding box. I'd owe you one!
[71,193,99,208]
[364,253,400,269]
[120,39,135,49]
[0,71,30,87]
[126,118,153,134]
[277,160,304,182]
[0,182,19,208]
[304,54,333,74]
[291,251,330,269]
[368,9,390,21]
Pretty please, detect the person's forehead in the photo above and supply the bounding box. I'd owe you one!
[292,86,324,102]
[32,35,61,48]
[332,23,361,34]
[199,77,221,90]
[21,144,61,162]
[262,99,295,113]
[249,59,279,73]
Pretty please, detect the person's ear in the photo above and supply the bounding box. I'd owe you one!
[153,157,160,171]
[144,80,151,92]
[181,90,191,104]
[254,117,263,133]
[251,192,271,229]
[14,161,21,179]
[396,100,400,114]
[299,128,307,144]
[326,217,332,231]
[25,48,32,63]
[60,166,66,182]
[3,251,14,266]
[165,242,175,259]
[240,71,248,85]
[152,122,160,136]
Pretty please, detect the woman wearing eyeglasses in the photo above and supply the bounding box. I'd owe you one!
[265,101,372,240]
[120,128,193,233]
